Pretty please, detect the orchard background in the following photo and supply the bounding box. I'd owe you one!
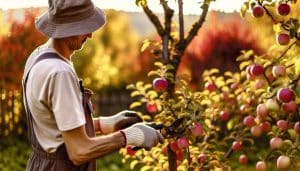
[0,0,300,170]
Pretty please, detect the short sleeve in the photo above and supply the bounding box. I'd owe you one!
[50,71,86,131]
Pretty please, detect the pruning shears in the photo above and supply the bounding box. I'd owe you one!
[131,118,185,151]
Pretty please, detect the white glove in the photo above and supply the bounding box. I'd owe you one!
[120,123,164,150]
[99,110,142,134]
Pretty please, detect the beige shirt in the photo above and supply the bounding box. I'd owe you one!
[23,39,86,153]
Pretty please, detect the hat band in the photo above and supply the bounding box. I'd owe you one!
[49,5,95,24]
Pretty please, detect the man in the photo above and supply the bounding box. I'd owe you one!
[22,0,164,170]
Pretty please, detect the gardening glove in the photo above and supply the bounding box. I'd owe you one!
[99,110,142,134]
[120,123,164,150]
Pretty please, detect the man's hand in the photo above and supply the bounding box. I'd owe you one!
[98,110,142,134]
[120,123,164,150]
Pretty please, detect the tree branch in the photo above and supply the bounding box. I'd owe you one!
[182,3,209,52]
[178,0,184,45]
[160,0,174,62]
[141,4,165,37]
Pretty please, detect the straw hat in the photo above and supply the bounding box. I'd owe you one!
[35,0,106,38]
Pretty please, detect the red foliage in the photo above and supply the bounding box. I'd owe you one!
[0,9,47,90]
[178,12,265,88]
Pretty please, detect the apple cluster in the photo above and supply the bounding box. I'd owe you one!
[122,0,299,170]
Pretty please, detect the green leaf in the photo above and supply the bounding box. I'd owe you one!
[147,70,159,77]
[130,102,142,109]
[126,84,136,90]
[144,83,152,91]
[239,60,251,71]
[136,81,144,89]
[165,64,175,70]
[130,160,139,170]
[154,62,164,68]
[141,166,152,171]
[131,90,141,97]
[141,39,151,52]
[240,3,248,18]
[135,0,147,6]
[209,68,219,75]
[296,57,300,75]
[147,90,158,99]
[237,50,254,61]
[142,115,152,121]
[224,71,233,78]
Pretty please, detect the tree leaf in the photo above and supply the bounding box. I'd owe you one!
[130,102,142,109]
[147,70,159,77]
[131,90,141,97]
[141,39,151,52]
[130,160,139,170]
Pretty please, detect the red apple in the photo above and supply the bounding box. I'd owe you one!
[146,102,158,114]
[250,64,264,76]
[256,161,267,171]
[265,99,280,112]
[256,104,269,119]
[205,82,217,92]
[277,120,289,131]
[220,92,229,100]
[251,125,262,137]
[276,33,290,45]
[170,140,180,152]
[239,154,248,164]
[294,122,300,134]
[189,122,204,137]
[246,96,256,105]
[270,137,283,149]
[277,155,291,170]
[220,110,230,121]
[252,5,264,18]
[277,3,290,16]
[277,88,294,103]
[282,101,297,113]
[127,145,137,156]
[198,153,207,163]
[230,82,239,90]
[153,77,168,92]
[255,79,266,89]
[260,121,271,132]
[176,149,184,161]
[240,104,250,114]
[232,140,243,152]
[177,137,189,149]
[243,115,256,127]
[272,65,286,78]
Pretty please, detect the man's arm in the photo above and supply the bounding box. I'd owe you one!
[62,125,125,166]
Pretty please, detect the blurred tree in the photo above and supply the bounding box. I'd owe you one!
[178,11,265,88]
[72,10,140,92]
[0,9,46,137]
[0,9,46,90]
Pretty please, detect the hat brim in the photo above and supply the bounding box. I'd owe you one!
[35,7,106,38]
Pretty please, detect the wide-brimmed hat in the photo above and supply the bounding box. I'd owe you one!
[35,0,106,38]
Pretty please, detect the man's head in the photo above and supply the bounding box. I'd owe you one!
[35,0,106,39]
[57,33,92,51]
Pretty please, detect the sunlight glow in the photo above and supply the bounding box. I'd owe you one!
[0,0,244,14]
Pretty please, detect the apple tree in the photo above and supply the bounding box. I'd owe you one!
[120,0,300,170]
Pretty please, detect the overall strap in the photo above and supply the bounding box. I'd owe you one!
[23,52,66,145]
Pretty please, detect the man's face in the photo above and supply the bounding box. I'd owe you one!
[65,33,92,51]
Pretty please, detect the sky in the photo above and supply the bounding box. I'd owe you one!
[0,0,244,14]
